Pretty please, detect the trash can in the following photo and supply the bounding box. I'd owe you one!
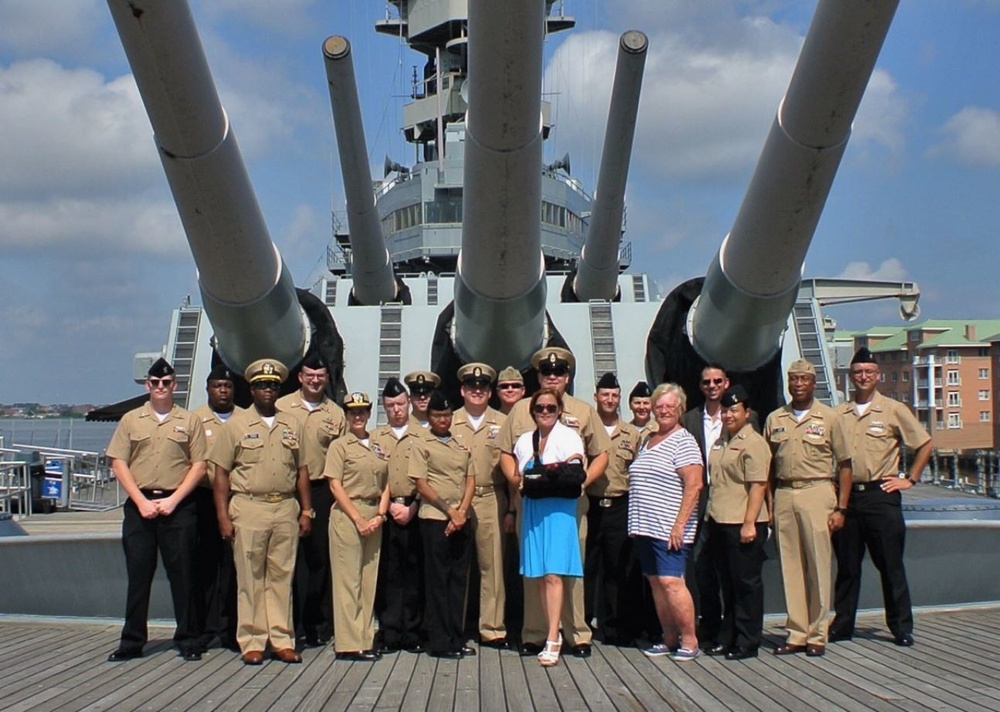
[29,451,56,514]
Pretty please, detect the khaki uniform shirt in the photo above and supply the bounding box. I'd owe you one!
[707,423,771,524]
[452,406,506,489]
[587,420,641,498]
[498,394,612,461]
[192,404,244,486]
[276,391,346,480]
[408,433,471,521]
[370,416,423,498]
[209,406,302,495]
[765,401,848,482]
[323,433,388,500]
[107,403,207,490]
[837,391,930,483]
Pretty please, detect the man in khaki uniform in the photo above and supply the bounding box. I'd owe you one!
[496,366,525,416]
[584,372,643,645]
[276,354,346,647]
[404,371,440,428]
[372,378,426,653]
[831,347,932,647]
[325,392,390,661]
[211,358,313,665]
[498,346,610,657]
[192,364,243,651]
[409,391,476,658]
[764,359,851,657]
[453,362,509,648]
[106,358,208,662]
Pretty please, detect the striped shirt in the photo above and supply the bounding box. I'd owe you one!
[627,428,703,544]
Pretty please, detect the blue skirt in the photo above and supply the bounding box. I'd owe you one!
[520,497,583,577]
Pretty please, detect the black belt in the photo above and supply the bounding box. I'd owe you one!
[589,494,627,508]
[310,479,328,487]
[852,481,885,492]
[140,488,175,500]
[391,496,416,506]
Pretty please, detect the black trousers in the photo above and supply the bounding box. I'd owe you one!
[709,519,767,651]
[119,494,200,652]
[584,495,641,643]
[192,487,237,649]
[503,530,524,643]
[688,487,723,642]
[832,487,913,637]
[293,480,333,641]
[421,518,472,654]
[376,515,425,647]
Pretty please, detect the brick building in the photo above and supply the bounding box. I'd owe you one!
[837,319,1000,451]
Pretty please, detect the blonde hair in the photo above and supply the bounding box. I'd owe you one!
[650,382,687,414]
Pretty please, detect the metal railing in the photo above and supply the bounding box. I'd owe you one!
[4,444,121,515]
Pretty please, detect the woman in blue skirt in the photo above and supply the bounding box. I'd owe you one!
[511,388,585,666]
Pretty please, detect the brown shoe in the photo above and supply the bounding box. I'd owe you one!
[773,643,806,656]
[242,650,264,665]
[806,644,826,657]
[273,648,302,663]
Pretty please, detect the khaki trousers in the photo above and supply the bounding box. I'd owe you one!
[774,481,836,646]
[521,495,592,646]
[471,489,507,641]
[330,501,382,652]
[230,495,299,654]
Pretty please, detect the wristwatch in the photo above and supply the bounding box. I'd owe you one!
[306,508,316,519]
[833,506,847,515]
[897,472,914,483]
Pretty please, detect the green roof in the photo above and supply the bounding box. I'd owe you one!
[852,319,1000,351]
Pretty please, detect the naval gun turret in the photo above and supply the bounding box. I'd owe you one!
[110,0,912,415]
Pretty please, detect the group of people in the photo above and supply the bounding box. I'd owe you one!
[104,343,930,669]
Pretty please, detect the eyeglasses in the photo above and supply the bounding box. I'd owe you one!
[538,365,569,377]
[148,378,174,388]
[251,381,280,391]
[410,389,433,397]
[498,383,523,390]
[701,378,724,386]
[463,381,491,390]
[533,404,558,414]
[654,404,679,414]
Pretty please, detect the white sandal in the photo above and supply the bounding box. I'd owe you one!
[538,635,562,667]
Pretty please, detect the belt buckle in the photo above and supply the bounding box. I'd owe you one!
[599,498,612,508]
[263,493,283,504]
[852,483,866,493]
[392,496,407,505]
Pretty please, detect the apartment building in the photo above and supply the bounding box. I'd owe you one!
[837,319,1000,451]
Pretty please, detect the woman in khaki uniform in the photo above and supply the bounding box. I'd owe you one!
[705,386,771,660]
[325,392,390,661]
[409,391,475,659]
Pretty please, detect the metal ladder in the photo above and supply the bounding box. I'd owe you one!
[589,301,618,377]
[170,307,202,409]
[376,304,403,424]
[792,300,833,405]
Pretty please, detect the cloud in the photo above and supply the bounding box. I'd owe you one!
[0,0,105,57]
[928,106,1000,167]
[835,258,909,282]
[543,6,907,186]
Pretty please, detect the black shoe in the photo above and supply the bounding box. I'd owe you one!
[403,642,425,654]
[180,649,203,662]
[381,641,402,653]
[304,635,330,648]
[828,629,853,643]
[337,650,379,661]
[724,646,758,660]
[460,646,477,657]
[107,648,143,662]
[519,642,544,656]
[894,633,914,647]
[429,650,463,659]
[703,643,728,657]
[480,638,510,650]
[570,644,592,658]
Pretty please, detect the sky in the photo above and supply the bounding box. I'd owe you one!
[2,0,999,405]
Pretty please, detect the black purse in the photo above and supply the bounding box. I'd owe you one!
[521,429,586,499]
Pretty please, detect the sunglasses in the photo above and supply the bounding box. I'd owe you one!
[533,404,558,414]
[538,365,569,377]
[148,378,174,388]
[251,381,280,391]
[498,383,523,390]
[701,378,724,386]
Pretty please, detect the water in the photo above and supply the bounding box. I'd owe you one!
[0,418,117,454]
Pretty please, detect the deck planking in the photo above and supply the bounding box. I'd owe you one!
[3,607,1000,711]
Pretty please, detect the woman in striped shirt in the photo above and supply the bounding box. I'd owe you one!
[627,383,704,661]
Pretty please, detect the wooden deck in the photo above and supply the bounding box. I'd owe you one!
[2,607,999,711]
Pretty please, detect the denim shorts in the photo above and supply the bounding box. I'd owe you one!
[635,536,690,578]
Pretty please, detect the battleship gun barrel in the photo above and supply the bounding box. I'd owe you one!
[322,36,397,305]
[453,0,548,369]
[107,0,308,373]
[689,0,899,371]
[573,30,648,302]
